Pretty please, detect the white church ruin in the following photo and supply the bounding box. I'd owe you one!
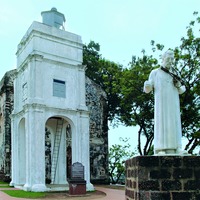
[0,8,109,192]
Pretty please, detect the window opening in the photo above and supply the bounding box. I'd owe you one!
[53,79,66,98]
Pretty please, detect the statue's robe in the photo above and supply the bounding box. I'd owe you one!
[144,68,185,154]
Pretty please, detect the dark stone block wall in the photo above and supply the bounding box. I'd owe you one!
[125,156,200,200]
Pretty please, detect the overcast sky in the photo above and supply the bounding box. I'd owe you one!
[1,0,199,150]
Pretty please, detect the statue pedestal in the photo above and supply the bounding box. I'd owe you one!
[125,156,200,200]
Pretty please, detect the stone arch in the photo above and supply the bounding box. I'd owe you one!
[45,115,74,184]
[18,117,26,185]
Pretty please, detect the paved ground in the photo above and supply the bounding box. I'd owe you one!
[95,186,125,200]
[0,186,125,200]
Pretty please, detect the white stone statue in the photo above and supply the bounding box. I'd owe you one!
[144,50,187,155]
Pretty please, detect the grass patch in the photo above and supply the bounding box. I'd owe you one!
[0,181,10,188]
[0,181,8,184]
[0,185,10,188]
[3,190,46,198]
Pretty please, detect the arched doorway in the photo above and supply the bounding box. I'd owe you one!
[45,116,72,184]
[18,118,26,185]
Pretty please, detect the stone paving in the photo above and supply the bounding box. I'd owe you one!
[95,187,125,200]
[0,186,125,200]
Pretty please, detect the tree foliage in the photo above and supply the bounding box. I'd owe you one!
[119,53,158,155]
[109,138,135,184]
[83,41,123,121]
[83,12,200,155]
[83,41,101,84]
[118,12,200,154]
[173,12,200,153]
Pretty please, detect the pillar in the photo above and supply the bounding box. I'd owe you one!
[23,105,46,192]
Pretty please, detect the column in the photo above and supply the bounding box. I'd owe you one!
[24,105,47,192]
[78,65,87,110]
[10,114,18,186]
[80,111,94,191]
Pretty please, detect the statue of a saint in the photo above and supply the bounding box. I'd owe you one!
[144,50,187,155]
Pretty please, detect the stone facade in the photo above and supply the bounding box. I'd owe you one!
[0,70,108,184]
[0,9,109,189]
[0,70,16,181]
[126,156,200,200]
[86,77,109,183]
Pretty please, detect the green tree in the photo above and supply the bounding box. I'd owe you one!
[83,41,123,121]
[173,12,200,153]
[83,41,101,84]
[109,138,135,184]
[118,12,200,154]
[119,52,158,155]
[83,12,200,155]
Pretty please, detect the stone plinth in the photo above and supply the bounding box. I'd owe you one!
[69,162,86,195]
[69,180,86,195]
[125,156,200,200]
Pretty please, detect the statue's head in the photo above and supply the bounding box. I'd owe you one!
[162,50,174,69]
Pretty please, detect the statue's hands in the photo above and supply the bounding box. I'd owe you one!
[144,80,152,86]
[144,81,153,93]
[178,85,186,94]
[177,82,181,88]
[174,80,182,88]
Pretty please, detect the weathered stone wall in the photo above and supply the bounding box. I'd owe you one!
[86,77,109,184]
[0,72,109,183]
[45,128,52,183]
[0,70,16,181]
[0,93,5,173]
[126,156,200,200]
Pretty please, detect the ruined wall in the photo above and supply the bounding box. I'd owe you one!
[0,70,16,181]
[86,77,109,184]
[0,72,109,183]
[0,93,5,171]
